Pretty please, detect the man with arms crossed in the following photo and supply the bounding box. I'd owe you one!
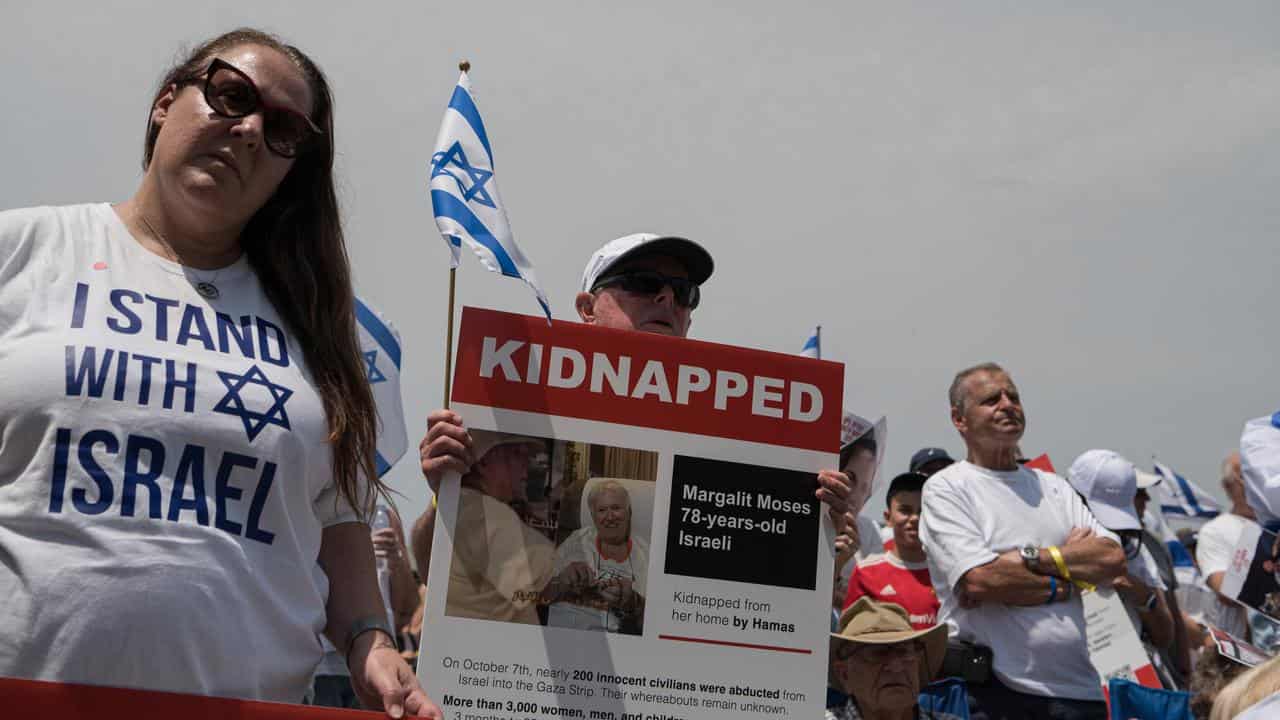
[919,362,1125,720]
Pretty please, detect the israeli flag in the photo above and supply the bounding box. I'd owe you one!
[430,69,551,320]
[355,297,408,477]
[1143,504,1202,588]
[1151,459,1222,522]
[800,326,821,359]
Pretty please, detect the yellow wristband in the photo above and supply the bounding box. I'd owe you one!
[431,495,438,509]
[1048,545,1095,592]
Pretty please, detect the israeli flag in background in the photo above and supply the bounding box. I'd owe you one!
[355,297,408,477]
[800,326,821,359]
[430,69,551,320]
[1150,459,1222,522]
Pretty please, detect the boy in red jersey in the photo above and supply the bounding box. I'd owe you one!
[844,472,939,629]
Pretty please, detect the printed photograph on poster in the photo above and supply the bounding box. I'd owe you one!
[1210,626,1275,668]
[1235,526,1280,621]
[444,428,658,636]
[1222,520,1280,622]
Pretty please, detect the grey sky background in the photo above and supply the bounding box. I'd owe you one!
[5,1,1278,522]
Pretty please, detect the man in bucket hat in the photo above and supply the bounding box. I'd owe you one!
[827,597,947,720]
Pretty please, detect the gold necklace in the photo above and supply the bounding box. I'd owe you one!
[138,214,223,299]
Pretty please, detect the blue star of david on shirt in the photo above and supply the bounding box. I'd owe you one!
[364,350,386,384]
[212,364,294,442]
[430,141,496,208]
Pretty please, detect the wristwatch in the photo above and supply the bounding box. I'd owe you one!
[1020,544,1041,572]
[1142,590,1159,612]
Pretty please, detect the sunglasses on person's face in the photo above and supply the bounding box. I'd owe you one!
[189,58,322,158]
[592,270,701,309]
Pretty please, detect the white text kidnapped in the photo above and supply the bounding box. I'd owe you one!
[478,336,823,422]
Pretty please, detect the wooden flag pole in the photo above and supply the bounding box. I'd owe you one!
[442,59,470,409]
[443,266,457,409]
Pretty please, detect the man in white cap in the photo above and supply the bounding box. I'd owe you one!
[414,234,853,571]
[919,362,1125,720]
[444,430,555,624]
[1066,450,1175,653]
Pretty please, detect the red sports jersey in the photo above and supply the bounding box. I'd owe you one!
[843,552,939,630]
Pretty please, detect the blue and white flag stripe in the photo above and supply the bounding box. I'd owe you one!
[1152,460,1222,520]
[800,327,820,359]
[355,297,408,478]
[430,71,551,320]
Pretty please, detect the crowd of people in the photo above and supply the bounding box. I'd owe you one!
[2,25,1278,720]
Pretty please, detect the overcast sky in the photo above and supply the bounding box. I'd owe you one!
[5,1,1277,520]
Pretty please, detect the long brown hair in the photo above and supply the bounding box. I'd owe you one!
[144,28,382,518]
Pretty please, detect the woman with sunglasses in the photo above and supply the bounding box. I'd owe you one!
[0,28,439,717]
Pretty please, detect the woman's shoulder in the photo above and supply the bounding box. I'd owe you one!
[0,203,111,258]
[0,202,108,232]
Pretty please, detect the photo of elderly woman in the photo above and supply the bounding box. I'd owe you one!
[443,431,656,636]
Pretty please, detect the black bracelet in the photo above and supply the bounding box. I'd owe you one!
[345,615,396,666]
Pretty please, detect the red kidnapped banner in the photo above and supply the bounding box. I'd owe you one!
[0,678,381,719]
[451,307,844,453]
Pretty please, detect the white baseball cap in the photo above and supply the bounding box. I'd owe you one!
[580,233,714,293]
[1067,449,1141,532]
[1241,413,1280,525]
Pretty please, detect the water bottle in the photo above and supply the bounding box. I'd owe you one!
[371,504,395,632]
[371,505,393,573]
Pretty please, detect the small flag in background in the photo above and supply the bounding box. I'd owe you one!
[1151,459,1222,522]
[355,297,407,477]
[429,67,551,320]
[800,326,821,359]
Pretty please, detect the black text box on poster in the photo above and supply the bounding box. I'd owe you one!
[664,454,819,590]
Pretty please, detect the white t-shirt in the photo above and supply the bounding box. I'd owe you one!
[919,460,1119,701]
[0,204,355,702]
[1195,512,1253,638]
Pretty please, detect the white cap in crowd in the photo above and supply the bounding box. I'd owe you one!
[1241,413,1280,525]
[580,233,714,292]
[1067,449,1141,532]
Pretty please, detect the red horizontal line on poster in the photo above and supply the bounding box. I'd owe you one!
[451,307,844,453]
[658,633,813,654]
[0,677,380,718]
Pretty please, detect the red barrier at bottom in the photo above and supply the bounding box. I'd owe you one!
[0,677,381,719]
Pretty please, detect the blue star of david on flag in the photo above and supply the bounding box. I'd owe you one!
[431,141,495,208]
[429,68,551,321]
[212,364,293,442]
[364,350,386,384]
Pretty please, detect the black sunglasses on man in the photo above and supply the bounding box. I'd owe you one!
[591,269,701,309]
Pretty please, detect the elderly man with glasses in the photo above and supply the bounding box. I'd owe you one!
[827,597,947,720]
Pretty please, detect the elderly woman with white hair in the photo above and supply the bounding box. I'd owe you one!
[544,480,648,634]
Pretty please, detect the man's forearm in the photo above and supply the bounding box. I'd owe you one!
[961,551,1064,606]
[410,504,437,580]
[1040,537,1125,585]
